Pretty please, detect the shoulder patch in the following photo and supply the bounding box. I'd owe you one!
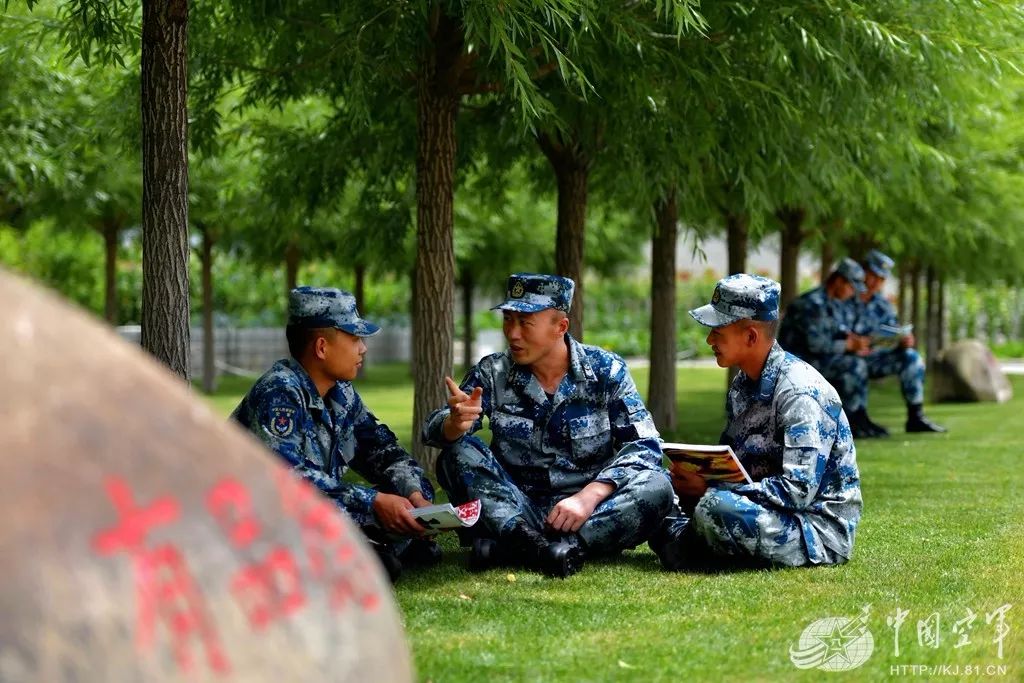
[269,405,296,437]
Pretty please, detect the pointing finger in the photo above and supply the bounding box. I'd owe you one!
[445,376,468,401]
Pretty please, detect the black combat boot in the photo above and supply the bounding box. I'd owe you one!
[906,403,947,433]
[648,516,698,571]
[471,522,584,578]
[398,538,443,568]
[862,411,890,438]
[369,542,403,584]
[848,409,881,439]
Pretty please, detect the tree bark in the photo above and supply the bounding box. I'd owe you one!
[199,225,217,394]
[648,189,678,434]
[925,265,938,370]
[776,206,806,309]
[284,240,300,296]
[102,221,119,325]
[898,266,908,323]
[354,263,366,312]
[140,0,191,380]
[725,211,748,276]
[411,10,462,471]
[538,132,589,340]
[937,273,946,354]
[820,240,834,285]
[460,269,475,374]
[910,263,921,338]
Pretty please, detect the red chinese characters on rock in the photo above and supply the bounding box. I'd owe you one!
[91,469,384,676]
[206,478,306,631]
[271,469,381,613]
[91,476,231,675]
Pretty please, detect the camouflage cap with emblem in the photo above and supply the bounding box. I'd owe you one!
[863,249,895,280]
[491,273,575,313]
[832,257,867,293]
[287,286,381,337]
[689,273,781,328]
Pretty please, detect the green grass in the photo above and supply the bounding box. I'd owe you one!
[202,366,1024,682]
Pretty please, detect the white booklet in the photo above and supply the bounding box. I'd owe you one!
[661,442,753,485]
[871,323,913,350]
[411,499,482,536]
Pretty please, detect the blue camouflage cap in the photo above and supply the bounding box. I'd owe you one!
[863,249,895,279]
[491,273,575,313]
[287,286,381,337]
[689,273,781,328]
[833,257,867,293]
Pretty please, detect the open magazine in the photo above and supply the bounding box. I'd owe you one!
[411,499,482,536]
[870,323,912,350]
[662,442,753,486]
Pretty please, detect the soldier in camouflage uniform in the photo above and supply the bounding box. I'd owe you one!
[848,249,945,435]
[777,258,883,438]
[233,286,438,581]
[651,274,862,569]
[423,273,673,578]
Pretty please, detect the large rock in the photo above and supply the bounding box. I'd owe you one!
[931,339,1013,403]
[0,270,413,682]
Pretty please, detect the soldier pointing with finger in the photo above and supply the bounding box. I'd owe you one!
[422,273,674,578]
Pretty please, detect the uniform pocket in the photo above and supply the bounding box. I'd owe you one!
[568,412,611,467]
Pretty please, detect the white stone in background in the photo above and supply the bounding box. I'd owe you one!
[931,339,1014,403]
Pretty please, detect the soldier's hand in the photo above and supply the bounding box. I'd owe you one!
[408,491,431,508]
[900,333,916,349]
[372,493,427,537]
[846,333,871,356]
[546,494,596,533]
[442,376,483,441]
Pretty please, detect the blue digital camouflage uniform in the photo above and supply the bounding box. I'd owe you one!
[778,258,870,412]
[232,287,433,528]
[697,342,862,565]
[689,275,862,566]
[233,358,433,527]
[845,250,926,407]
[422,273,674,555]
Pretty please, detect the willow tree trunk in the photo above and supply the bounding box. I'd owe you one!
[648,190,678,434]
[925,266,939,370]
[897,268,908,323]
[411,11,462,471]
[197,226,217,394]
[538,132,589,340]
[725,210,749,384]
[102,221,119,325]
[910,264,922,337]
[140,0,190,380]
[461,269,474,374]
[284,241,300,296]
[776,206,806,309]
[726,211,748,276]
[354,263,366,312]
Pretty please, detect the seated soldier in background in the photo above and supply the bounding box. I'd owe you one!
[651,274,862,569]
[778,258,879,438]
[848,249,945,435]
[423,273,674,578]
[232,286,438,582]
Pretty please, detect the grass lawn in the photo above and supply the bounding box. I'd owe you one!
[203,365,1023,682]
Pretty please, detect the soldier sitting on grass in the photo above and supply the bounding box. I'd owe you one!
[232,286,439,582]
[423,273,674,578]
[651,274,863,570]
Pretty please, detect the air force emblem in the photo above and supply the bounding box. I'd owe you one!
[511,280,526,298]
[269,405,296,437]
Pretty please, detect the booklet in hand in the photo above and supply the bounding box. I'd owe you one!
[662,442,753,485]
[870,323,912,350]
[411,499,482,536]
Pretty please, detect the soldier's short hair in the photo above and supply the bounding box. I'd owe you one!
[286,325,337,360]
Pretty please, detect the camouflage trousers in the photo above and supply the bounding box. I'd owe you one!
[436,436,674,555]
[815,348,925,412]
[692,488,845,567]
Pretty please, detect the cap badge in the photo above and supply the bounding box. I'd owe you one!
[711,287,721,305]
[511,281,525,298]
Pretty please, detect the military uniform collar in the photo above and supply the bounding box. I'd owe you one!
[739,341,785,403]
[282,357,326,411]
